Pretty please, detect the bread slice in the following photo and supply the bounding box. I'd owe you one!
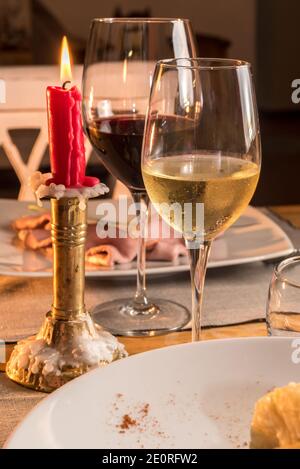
[250,383,300,449]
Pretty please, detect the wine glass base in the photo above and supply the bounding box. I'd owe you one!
[92,298,190,337]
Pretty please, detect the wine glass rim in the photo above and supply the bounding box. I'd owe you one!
[274,254,300,288]
[91,17,191,24]
[156,57,251,70]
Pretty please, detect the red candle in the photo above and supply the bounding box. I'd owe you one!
[46,36,98,188]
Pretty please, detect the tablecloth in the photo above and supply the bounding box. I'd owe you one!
[0,208,299,447]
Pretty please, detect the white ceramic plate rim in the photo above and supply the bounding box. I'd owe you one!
[4,336,295,449]
[0,201,294,278]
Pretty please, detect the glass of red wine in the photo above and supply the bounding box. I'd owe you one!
[82,18,196,336]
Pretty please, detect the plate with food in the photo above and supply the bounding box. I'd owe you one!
[5,337,300,449]
[0,198,293,278]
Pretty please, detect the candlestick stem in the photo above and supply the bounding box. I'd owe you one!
[51,197,86,318]
[6,197,126,392]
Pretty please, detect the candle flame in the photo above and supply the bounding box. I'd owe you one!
[60,36,72,84]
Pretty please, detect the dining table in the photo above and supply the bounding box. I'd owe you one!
[0,204,299,448]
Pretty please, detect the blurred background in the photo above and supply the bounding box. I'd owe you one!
[0,0,299,205]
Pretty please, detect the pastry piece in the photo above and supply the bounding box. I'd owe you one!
[250,383,300,449]
[12,214,188,266]
[17,228,52,250]
[11,212,51,231]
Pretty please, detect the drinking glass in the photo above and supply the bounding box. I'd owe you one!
[82,18,196,336]
[267,255,300,336]
[142,58,261,341]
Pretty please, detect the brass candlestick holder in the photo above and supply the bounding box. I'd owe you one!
[6,196,126,392]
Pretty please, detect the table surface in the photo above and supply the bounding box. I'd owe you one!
[0,204,298,447]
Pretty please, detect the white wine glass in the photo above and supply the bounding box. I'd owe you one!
[142,58,261,341]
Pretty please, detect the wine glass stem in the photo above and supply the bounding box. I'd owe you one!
[132,192,150,309]
[185,239,212,341]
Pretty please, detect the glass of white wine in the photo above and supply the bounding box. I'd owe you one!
[142,58,261,341]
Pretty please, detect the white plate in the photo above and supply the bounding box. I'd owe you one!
[5,337,300,449]
[0,199,293,278]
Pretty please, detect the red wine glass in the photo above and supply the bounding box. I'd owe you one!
[82,18,196,336]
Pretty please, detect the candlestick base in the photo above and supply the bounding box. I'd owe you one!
[6,194,126,392]
[6,309,126,392]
